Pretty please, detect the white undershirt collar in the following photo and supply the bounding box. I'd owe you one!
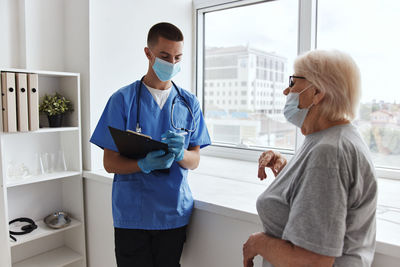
[143,82,172,109]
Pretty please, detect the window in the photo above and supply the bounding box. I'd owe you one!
[317,0,400,170]
[200,0,298,150]
[196,0,400,177]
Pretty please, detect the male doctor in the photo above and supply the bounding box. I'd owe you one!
[90,22,211,267]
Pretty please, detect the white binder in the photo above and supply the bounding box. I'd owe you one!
[1,72,17,132]
[27,73,39,131]
[16,73,29,132]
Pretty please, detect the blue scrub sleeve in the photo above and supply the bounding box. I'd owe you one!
[90,91,127,152]
[189,98,211,149]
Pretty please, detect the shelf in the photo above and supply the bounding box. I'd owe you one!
[35,127,79,133]
[12,246,82,267]
[6,171,81,188]
[1,127,79,136]
[9,219,81,247]
[1,68,79,78]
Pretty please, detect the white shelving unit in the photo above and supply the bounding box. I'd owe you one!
[0,69,86,267]
[6,127,79,134]
[6,171,81,188]
[10,219,82,247]
[13,247,83,267]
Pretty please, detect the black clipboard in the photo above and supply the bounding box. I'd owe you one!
[108,126,170,173]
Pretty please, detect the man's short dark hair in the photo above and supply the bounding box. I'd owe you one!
[147,22,183,47]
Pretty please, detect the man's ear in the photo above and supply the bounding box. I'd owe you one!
[144,47,152,60]
[313,88,325,105]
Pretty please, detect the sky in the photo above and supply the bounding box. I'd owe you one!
[204,0,400,103]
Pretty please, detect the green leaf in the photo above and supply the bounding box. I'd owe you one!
[39,93,73,116]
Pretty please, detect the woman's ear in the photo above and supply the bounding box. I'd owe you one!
[313,88,325,105]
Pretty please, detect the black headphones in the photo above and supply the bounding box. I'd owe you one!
[9,217,37,242]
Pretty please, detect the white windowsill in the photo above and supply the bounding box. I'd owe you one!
[83,156,400,259]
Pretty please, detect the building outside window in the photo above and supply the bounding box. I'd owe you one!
[202,0,297,149]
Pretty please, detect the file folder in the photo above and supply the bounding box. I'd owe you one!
[27,73,39,131]
[1,72,17,132]
[108,126,170,173]
[16,73,29,132]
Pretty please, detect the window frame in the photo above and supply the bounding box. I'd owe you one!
[194,0,400,180]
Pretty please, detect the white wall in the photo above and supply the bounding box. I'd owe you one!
[64,0,90,173]
[84,178,115,267]
[0,0,20,68]
[0,0,69,71]
[181,209,263,267]
[88,0,194,170]
[23,0,65,71]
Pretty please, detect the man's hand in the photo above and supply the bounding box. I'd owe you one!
[258,150,287,180]
[161,130,185,161]
[137,150,175,174]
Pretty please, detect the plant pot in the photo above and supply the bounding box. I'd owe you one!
[48,114,63,127]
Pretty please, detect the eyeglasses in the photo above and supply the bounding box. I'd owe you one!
[289,75,306,87]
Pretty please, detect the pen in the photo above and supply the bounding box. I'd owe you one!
[161,131,188,140]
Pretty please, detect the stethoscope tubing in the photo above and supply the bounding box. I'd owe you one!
[136,76,196,134]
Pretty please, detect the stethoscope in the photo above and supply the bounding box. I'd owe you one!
[136,76,197,134]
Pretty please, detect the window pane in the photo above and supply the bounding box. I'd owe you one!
[203,0,298,150]
[317,0,400,169]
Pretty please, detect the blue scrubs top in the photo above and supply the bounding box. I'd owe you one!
[90,80,211,230]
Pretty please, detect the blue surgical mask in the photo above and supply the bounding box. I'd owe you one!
[152,57,181,82]
[283,85,314,128]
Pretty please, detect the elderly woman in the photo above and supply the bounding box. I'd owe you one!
[243,50,377,267]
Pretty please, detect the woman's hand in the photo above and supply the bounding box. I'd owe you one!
[243,232,266,267]
[258,150,287,180]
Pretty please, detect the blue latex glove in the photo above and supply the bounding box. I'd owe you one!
[161,130,185,162]
[137,150,175,174]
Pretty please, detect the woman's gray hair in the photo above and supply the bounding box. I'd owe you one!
[294,50,361,121]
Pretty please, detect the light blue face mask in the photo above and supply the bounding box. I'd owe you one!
[283,84,314,128]
[152,57,181,82]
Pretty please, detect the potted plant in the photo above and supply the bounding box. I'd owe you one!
[39,93,73,127]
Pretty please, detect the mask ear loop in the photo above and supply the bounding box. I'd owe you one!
[299,83,316,109]
[298,83,314,95]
